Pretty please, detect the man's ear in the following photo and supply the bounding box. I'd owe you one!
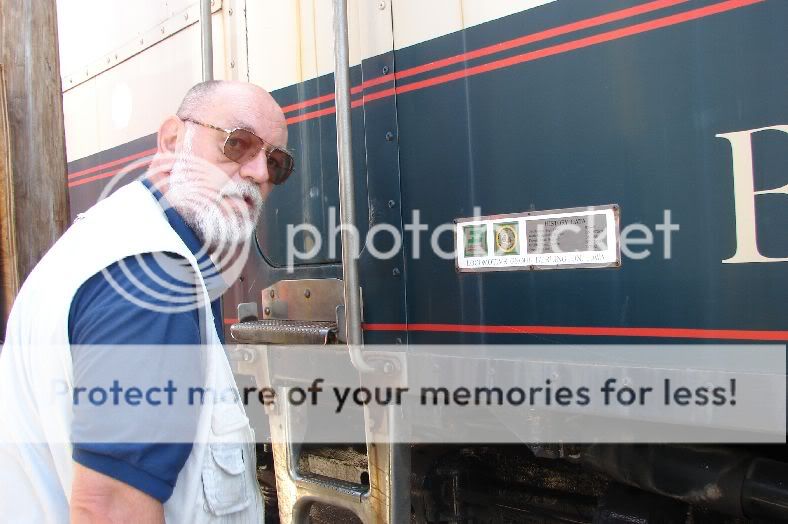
[158,115,183,155]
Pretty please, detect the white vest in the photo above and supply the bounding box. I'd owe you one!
[0,181,263,523]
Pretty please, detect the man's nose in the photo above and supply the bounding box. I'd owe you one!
[239,148,271,185]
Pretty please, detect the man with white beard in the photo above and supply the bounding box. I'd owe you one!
[0,81,293,522]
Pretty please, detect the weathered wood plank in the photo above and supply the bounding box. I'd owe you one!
[0,64,19,336]
[0,0,70,336]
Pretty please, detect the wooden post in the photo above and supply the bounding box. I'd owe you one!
[0,0,70,337]
[0,65,19,335]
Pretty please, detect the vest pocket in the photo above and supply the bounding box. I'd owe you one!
[202,444,251,516]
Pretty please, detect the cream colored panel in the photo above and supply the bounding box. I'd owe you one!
[209,9,229,81]
[62,79,100,162]
[310,0,380,77]
[57,0,169,78]
[358,0,395,61]
[246,1,301,91]
[297,0,318,83]
[91,21,225,154]
[221,0,247,80]
[347,0,362,66]
[461,0,556,30]
[311,0,338,78]
[247,0,393,91]
[62,7,228,160]
[310,0,390,77]
[392,0,462,51]
[165,0,197,17]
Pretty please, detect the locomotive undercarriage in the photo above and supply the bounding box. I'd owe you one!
[256,442,788,523]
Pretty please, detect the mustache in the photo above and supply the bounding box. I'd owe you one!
[218,180,264,207]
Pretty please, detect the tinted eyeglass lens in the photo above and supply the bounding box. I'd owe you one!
[224,129,260,164]
[223,128,295,185]
[268,150,294,185]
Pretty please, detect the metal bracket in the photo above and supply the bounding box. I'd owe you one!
[255,278,352,344]
[261,278,344,322]
[229,279,347,346]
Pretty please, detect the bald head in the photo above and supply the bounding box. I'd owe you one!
[176,80,223,118]
[176,80,287,148]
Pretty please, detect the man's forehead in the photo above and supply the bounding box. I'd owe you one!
[225,113,280,133]
[219,110,287,146]
[207,84,287,142]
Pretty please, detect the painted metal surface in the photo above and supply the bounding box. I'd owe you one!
[66,0,787,346]
[59,0,223,91]
[389,0,787,343]
[247,56,406,345]
[61,21,224,162]
[59,3,788,521]
[246,0,395,92]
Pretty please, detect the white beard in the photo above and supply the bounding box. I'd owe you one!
[166,129,264,253]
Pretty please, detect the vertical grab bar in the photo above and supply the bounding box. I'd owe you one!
[200,0,214,81]
[332,0,375,372]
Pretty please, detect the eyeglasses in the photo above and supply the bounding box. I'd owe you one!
[181,117,295,185]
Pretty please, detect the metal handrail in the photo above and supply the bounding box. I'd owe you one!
[200,0,213,81]
[332,0,374,373]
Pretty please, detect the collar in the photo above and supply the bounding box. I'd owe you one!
[141,177,205,259]
[140,178,227,296]
[140,177,227,341]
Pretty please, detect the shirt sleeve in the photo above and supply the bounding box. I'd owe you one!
[68,252,204,503]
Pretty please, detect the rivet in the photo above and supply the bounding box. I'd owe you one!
[269,289,275,298]
[304,289,311,299]
[161,27,165,34]
[106,57,110,63]
[392,267,400,277]
[229,8,233,15]
[385,131,394,142]
[230,60,235,68]
[395,337,403,344]
[264,307,271,316]
[185,13,189,20]
[378,0,386,10]
[382,65,389,75]
[140,38,144,45]
[387,199,396,208]
[383,362,394,374]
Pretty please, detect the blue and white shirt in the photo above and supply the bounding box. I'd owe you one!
[68,179,224,502]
